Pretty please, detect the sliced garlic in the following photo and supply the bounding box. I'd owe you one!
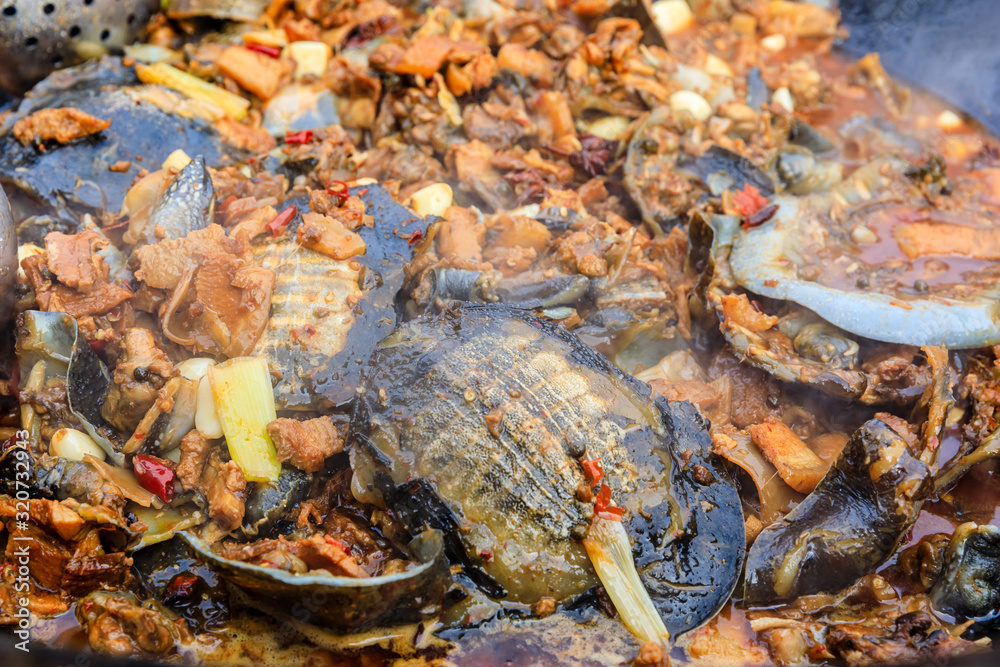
[409,183,454,218]
[936,110,964,133]
[287,41,331,81]
[17,243,44,280]
[650,0,694,36]
[587,115,630,141]
[704,54,733,78]
[760,34,787,53]
[850,225,878,245]
[772,87,795,113]
[162,149,192,171]
[176,357,215,382]
[196,376,224,439]
[51,428,106,462]
[670,90,713,122]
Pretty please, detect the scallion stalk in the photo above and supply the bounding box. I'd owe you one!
[208,357,280,482]
[583,516,671,645]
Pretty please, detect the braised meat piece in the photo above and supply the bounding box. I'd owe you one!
[76,592,188,658]
[101,328,174,433]
[176,430,212,491]
[175,433,246,533]
[13,107,110,146]
[266,416,344,473]
[297,534,369,578]
[44,230,109,293]
[21,235,133,318]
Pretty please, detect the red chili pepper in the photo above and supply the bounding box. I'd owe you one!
[597,506,625,521]
[219,194,238,211]
[285,130,314,145]
[581,457,604,485]
[162,575,199,606]
[741,203,779,229]
[246,43,282,58]
[407,229,424,246]
[593,483,623,521]
[325,179,350,205]
[324,535,348,552]
[731,184,769,218]
[133,454,175,503]
[267,205,297,237]
[291,324,317,341]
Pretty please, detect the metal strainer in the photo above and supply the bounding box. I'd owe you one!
[0,0,160,94]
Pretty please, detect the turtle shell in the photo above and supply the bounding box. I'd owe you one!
[351,304,745,636]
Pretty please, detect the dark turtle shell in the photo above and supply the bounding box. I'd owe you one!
[351,304,744,636]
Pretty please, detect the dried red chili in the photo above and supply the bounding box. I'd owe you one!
[267,205,297,236]
[597,506,625,521]
[285,130,314,145]
[741,203,779,229]
[245,43,282,58]
[593,483,622,520]
[581,457,604,485]
[162,575,199,606]
[731,184,770,218]
[325,179,350,205]
[133,454,175,503]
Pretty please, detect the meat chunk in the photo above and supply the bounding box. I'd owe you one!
[201,451,247,533]
[297,212,366,260]
[747,417,828,494]
[708,351,782,428]
[321,57,382,129]
[44,230,109,293]
[63,530,133,596]
[144,225,275,358]
[266,416,344,473]
[13,107,110,146]
[391,34,455,78]
[76,592,186,658]
[449,140,511,212]
[215,118,277,153]
[101,328,174,433]
[22,252,133,318]
[176,429,212,490]
[216,46,292,100]
[826,611,984,667]
[297,534,369,578]
[720,294,778,332]
[437,206,486,267]
[174,434,246,532]
[0,499,134,596]
[215,532,368,577]
[135,225,244,291]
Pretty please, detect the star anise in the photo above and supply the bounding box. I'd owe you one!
[504,169,548,204]
[344,15,394,49]
[569,133,619,178]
